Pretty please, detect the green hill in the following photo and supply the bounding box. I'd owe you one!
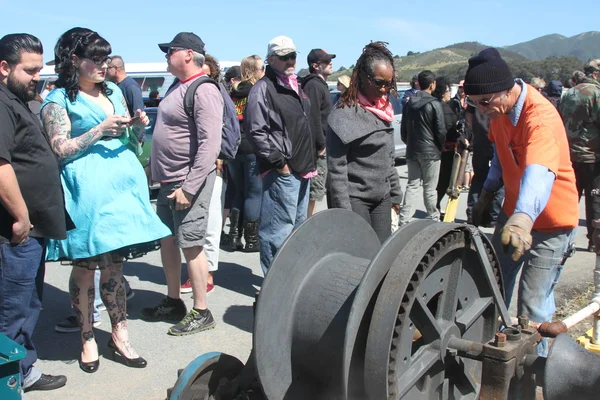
[329,40,581,85]
[329,42,526,83]
[505,32,600,61]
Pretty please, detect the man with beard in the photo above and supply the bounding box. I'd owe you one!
[0,33,70,392]
[466,48,578,356]
[245,36,319,275]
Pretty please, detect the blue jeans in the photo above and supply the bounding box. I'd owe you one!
[228,153,263,222]
[0,237,45,386]
[259,170,310,275]
[492,211,572,356]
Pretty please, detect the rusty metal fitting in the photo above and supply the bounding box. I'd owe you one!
[518,315,530,329]
[537,321,568,338]
[494,332,507,347]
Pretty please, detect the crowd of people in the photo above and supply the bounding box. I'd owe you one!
[1,26,599,395]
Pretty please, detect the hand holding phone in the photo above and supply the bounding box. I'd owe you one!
[127,116,142,127]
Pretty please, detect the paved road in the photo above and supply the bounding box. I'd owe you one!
[27,162,594,400]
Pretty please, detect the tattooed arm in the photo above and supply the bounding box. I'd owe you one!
[41,103,127,163]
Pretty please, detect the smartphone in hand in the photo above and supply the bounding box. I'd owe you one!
[127,116,142,127]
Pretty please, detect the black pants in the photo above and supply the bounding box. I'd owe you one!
[350,196,391,244]
[573,162,600,241]
[436,151,455,210]
[466,150,504,223]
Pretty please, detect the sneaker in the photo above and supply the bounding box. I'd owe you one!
[168,308,216,336]
[55,316,101,333]
[97,288,134,311]
[24,374,67,393]
[140,296,187,322]
[181,279,192,294]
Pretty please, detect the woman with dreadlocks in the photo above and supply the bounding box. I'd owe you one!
[327,42,402,243]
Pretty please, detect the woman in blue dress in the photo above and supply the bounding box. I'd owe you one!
[41,28,171,373]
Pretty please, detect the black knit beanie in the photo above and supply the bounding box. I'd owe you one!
[463,48,514,95]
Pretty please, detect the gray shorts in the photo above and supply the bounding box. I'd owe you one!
[310,154,328,201]
[156,171,215,249]
[465,152,473,173]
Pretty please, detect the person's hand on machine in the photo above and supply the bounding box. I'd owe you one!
[500,212,533,261]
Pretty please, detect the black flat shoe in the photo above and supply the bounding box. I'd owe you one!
[79,358,99,373]
[107,338,147,368]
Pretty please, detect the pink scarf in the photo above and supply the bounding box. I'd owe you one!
[357,92,394,122]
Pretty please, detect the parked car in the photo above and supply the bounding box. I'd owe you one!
[328,88,407,160]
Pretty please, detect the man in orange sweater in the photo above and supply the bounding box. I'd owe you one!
[465,48,578,356]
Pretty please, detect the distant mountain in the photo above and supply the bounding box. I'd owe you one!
[505,32,600,61]
[329,42,526,82]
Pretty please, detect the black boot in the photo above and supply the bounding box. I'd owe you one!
[244,221,259,252]
[229,210,243,251]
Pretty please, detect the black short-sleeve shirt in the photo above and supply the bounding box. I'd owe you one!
[0,83,71,243]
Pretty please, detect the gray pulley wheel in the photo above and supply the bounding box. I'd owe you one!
[365,224,502,399]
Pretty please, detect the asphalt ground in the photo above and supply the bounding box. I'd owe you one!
[27,162,595,400]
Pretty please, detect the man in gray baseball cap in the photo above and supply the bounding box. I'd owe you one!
[245,35,321,275]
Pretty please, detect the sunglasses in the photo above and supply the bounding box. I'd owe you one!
[276,52,297,62]
[466,92,505,108]
[166,47,186,57]
[365,72,393,89]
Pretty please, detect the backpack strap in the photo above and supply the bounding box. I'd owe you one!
[183,75,219,118]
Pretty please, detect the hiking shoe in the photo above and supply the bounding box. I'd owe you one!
[181,279,192,294]
[55,316,101,333]
[24,374,67,392]
[168,309,216,336]
[140,297,187,322]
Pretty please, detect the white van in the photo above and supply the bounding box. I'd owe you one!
[39,60,240,99]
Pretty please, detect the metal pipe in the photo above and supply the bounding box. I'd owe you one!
[509,302,600,338]
[447,337,484,361]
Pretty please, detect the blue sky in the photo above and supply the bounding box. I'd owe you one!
[1,0,598,70]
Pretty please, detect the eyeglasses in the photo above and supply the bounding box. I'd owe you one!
[259,65,265,71]
[276,52,297,62]
[466,92,505,108]
[365,72,393,89]
[166,47,186,57]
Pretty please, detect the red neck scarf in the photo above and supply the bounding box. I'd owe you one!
[357,92,394,122]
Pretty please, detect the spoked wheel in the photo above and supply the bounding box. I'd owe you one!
[365,224,502,399]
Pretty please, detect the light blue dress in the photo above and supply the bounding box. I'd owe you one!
[42,82,171,261]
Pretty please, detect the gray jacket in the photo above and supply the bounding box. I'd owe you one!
[327,105,402,209]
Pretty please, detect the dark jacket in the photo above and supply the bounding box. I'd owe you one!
[440,101,459,146]
[327,104,402,209]
[245,66,317,174]
[301,74,332,149]
[230,80,254,154]
[401,91,447,160]
[401,87,418,107]
[466,105,492,158]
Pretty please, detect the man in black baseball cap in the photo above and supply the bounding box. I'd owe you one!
[158,32,205,55]
[223,65,241,91]
[303,48,336,215]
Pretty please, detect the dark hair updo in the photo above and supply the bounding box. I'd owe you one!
[54,27,112,102]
